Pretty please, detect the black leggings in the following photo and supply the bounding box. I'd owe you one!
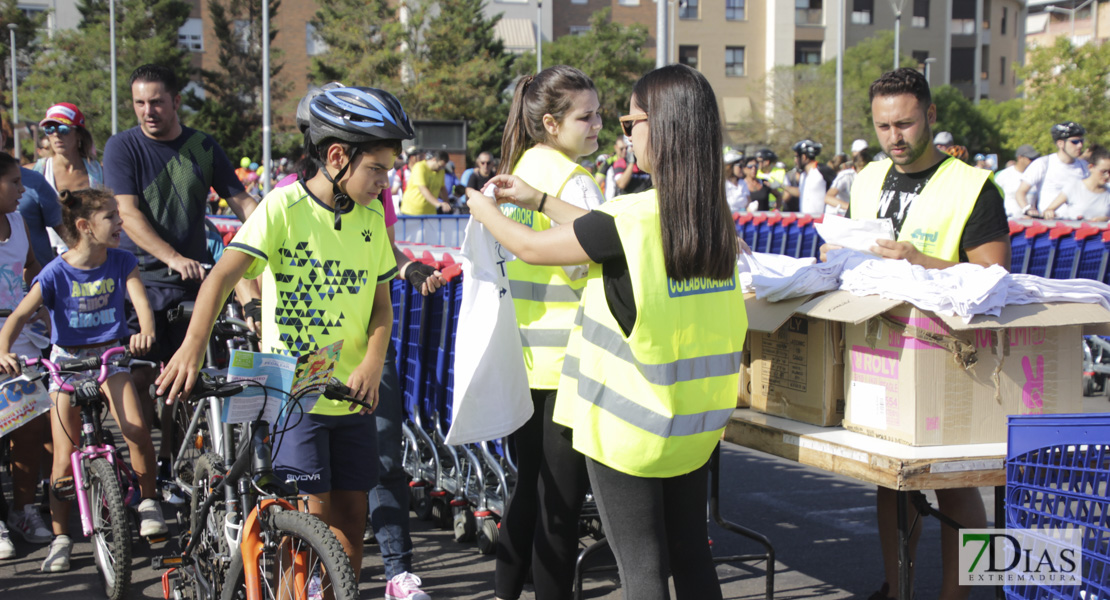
[587,456,722,600]
[495,389,590,600]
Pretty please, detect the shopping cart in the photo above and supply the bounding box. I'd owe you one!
[1005,414,1110,599]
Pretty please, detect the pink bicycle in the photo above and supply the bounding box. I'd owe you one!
[3,346,156,600]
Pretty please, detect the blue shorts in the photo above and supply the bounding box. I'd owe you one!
[48,343,128,393]
[272,412,378,495]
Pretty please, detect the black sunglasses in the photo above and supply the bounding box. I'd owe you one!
[43,125,73,136]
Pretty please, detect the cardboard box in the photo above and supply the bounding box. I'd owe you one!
[737,337,752,408]
[745,295,845,426]
[795,291,1109,446]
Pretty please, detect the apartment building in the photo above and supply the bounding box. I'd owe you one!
[553,0,1026,142]
[1026,0,1108,47]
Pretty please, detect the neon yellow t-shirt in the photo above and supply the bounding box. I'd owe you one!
[228,182,398,415]
[400,161,444,215]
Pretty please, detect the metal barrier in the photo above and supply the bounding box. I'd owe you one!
[395,215,469,247]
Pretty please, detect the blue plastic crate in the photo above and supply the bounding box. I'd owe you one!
[1005,414,1110,600]
[1073,228,1110,281]
[765,214,786,254]
[402,286,428,425]
[1010,222,1029,275]
[390,279,407,379]
[1024,223,1055,278]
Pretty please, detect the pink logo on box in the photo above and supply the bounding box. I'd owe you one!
[1021,355,1044,414]
[851,346,900,379]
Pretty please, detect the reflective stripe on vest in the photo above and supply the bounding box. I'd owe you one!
[509,280,584,303]
[849,157,993,262]
[563,356,735,438]
[578,312,744,386]
[519,328,572,348]
[506,147,599,389]
[553,190,747,478]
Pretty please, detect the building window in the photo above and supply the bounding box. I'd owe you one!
[726,0,744,21]
[1000,56,1005,84]
[795,41,822,65]
[950,47,974,83]
[617,0,639,5]
[306,23,328,56]
[725,46,745,77]
[851,0,873,25]
[571,0,586,4]
[951,1,974,34]
[981,45,989,80]
[569,25,591,35]
[679,45,699,70]
[1001,7,1007,35]
[912,50,929,67]
[912,0,928,28]
[679,0,698,19]
[178,17,204,52]
[796,0,822,26]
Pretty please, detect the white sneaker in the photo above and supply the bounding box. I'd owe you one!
[41,535,72,572]
[0,522,14,559]
[8,503,52,544]
[138,498,169,537]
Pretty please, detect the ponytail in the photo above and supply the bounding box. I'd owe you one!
[498,66,596,175]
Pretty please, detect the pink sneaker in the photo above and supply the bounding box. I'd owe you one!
[385,572,430,600]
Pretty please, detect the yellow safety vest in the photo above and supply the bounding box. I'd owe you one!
[758,167,786,186]
[504,147,598,389]
[553,190,747,478]
[850,157,995,262]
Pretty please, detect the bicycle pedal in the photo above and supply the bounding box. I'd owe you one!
[145,533,171,544]
[152,555,183,570]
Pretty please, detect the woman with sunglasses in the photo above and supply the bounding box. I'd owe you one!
[469,63,746,600]
[32,103,104,195]
[743,155,778,212]
[482,64,603,600]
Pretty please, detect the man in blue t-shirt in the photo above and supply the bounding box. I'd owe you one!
[102,64,257,490]
[17,167,61,268]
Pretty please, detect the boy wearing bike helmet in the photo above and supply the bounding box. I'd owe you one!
[157,86,414,590]
[1015,121,1089,217]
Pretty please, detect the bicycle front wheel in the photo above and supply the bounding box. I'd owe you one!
[220,508,358,600]
[88,457,133,600]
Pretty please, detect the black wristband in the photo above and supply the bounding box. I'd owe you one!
[244,299,262,322]
[538,192,548,213]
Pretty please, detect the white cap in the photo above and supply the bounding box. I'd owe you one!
[933,131,954,145]
[851,139,868,153]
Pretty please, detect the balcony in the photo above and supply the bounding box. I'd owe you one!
[796,8,822,26]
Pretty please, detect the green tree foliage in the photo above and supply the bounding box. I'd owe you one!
[977,97,1022,160]
[0,3,54,153]
[311,0,514,158]
[20,0,191,154]
[185,0,291,163]
[523,8,653,157]
[1008,37,1110,154]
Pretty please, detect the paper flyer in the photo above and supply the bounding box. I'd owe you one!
[221,340,343,424]
[0,375,52,436]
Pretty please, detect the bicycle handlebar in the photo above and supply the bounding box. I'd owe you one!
[21,346,156,393]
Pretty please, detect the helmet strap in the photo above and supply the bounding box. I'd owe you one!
[320,145,362,230]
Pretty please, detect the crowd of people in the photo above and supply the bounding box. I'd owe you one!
[724,117,1110,226]
[0,56,1089,600]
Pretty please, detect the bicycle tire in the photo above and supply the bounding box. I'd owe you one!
[88,457,133,600]
[190,452,229,599]
[219,508,359,600]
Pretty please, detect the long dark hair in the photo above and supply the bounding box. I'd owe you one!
[632,64,736,281]
[58,188,114,246]
[499,65,596,175]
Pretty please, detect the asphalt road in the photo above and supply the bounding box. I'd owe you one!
[3,393,1106,599]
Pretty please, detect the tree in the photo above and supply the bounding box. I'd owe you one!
[185,0,291,163]
[0,3,53,155]
[1008,37,1110,154]
[523,8,653,157]
[311,0,515,158]
[20,0,191,152]
[931,85,1002,155]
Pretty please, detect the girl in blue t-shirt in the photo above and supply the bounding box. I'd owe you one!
[0,188,165,572]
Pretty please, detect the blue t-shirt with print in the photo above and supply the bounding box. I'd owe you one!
[102,126,244,288]
[35,248,138,347]
[17,167,62,267]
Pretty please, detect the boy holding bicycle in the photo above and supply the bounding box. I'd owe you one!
[157,86,414,588]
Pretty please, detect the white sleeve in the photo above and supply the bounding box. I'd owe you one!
[1021,157,1048,187]
[560,173,604,211]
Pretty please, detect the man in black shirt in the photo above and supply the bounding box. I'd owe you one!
[823,68,1009,600]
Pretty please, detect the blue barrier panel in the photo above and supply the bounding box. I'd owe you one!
[765,214,785,254]
[779,214,798,257]
[396,215,468,247]
[738,213,756,249]
[1020,222,1049,275]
